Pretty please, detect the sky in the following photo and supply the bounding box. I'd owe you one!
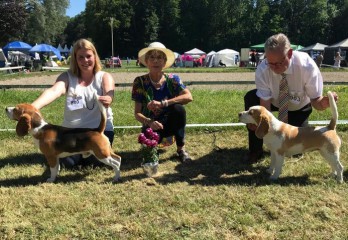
[66,0,87,17]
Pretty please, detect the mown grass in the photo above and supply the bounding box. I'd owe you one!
[0,87,348,239]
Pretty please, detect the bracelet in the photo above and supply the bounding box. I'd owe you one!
[161,100,168,107]
[143,118,151,126]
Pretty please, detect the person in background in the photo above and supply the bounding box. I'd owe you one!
[32,38,115,168]
[315,52,324,68]
[250,50,257,67]
[131,42,193,163]
[334,51,343,68]
[243,33,337,163]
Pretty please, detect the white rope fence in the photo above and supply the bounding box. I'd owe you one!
[1,120,347,131]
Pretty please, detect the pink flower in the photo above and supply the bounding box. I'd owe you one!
[138,128,159,148]
[138,133,147,144]
[138,128,160,164]
[152,132,160,142]
[151,140,158,147]
[144,139,152,147]
[145,128,153,138]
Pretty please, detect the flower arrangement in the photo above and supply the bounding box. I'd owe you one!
[138,128,160,177]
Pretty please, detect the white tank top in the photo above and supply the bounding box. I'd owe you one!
[62,71,114,131]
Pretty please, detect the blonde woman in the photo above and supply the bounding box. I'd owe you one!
[32,39,115,167]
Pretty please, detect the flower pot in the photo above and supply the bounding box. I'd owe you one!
[141,161,159,177]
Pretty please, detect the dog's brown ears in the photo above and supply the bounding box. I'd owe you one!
[255,113,269,139]
[16,113,31,136]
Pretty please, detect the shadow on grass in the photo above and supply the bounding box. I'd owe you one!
[0,150,147,186]
[1,149,346,187]
[153,147,319,186]
[0,153,95,186]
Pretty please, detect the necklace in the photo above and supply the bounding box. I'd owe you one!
[149,74,163,90]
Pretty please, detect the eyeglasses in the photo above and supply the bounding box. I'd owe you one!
[148,55,165,62]
[265,56,286,67]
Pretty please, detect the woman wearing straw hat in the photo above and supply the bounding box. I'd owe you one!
[131,42,193,163]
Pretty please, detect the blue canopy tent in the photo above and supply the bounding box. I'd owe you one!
[3,41,32,57]
[29,44,62,60]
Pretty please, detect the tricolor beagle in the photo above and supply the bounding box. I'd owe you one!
[5,94,121,183]
[238,91,343,182]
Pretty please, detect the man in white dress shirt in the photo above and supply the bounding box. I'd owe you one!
[243,33,338,163]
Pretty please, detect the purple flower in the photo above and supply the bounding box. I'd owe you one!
[139,129,160,164]
[138,133,147,144]
[144,139,152,147]
[151,140,158,147]
[152,132,160,141]
[145,128,153,138]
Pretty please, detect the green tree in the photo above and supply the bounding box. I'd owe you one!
[25,0,69,45]
[0,0,27,46]
[329,0,348,43]
[155,0,181,51]
[179,0,210,51]
[64,13,87,47]
[85,0,133,58]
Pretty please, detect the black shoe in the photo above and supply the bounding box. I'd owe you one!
[177,150,192,163]
[243,151,263,163]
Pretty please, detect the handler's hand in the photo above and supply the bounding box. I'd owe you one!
[147,100,162,112]
[98,95,113,108]
[319,92,338,110]
[149,120,163,131]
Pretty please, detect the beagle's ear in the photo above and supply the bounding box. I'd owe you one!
[16,113,31,137]
[255,114,269,139]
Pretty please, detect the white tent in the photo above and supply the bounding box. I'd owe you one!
[299,43,328,59]
[0,48,11,67]
[213,49,239,67]
[57,44,64,53]
[63,44,69,53]
[300,43,328,52]
[183,48,206,67]
[205,51,216,67]
[323,38,348,66]
[184,48,206,58]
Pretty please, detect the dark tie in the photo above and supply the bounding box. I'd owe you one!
[279,73,289,123]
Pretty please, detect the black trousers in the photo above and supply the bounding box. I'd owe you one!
[244,89,312,152]
[59,130,115,168]
[142,104,187,147]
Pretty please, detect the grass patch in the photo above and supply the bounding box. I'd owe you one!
[1,86,348,129]
[0,88,348,238]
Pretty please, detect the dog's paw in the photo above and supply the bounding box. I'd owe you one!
[336,175,344,183]
[46,177,56,183]
[269,175,279,181]
[112,177,122,184]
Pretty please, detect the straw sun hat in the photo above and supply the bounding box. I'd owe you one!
[138,42,175,69]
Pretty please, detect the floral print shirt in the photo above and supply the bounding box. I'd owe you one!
[131,73,186,120]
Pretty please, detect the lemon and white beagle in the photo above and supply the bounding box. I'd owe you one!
[238,91,343,182]
[5,94,121,183]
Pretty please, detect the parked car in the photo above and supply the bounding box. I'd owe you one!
[105,57,122,68]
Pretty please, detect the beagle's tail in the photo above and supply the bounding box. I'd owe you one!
[327,91,338,130]
[94,92,107,133]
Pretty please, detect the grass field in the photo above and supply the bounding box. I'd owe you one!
[0,88,348,239]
